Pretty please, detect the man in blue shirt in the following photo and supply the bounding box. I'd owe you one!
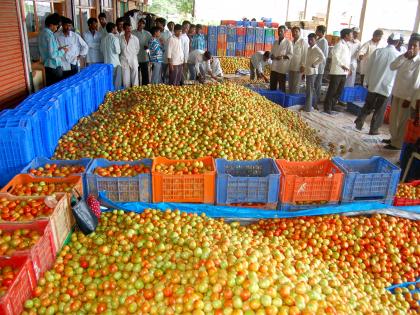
[191,24,206,51]
[148,27,163,84]
[38,13,68,86]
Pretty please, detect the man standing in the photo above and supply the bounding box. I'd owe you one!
[148,27,163,84]
[38,13,68,86]
[133,19,152,85]
[116,18,125,36]
[359,29,384,84]
[180,21,191,81]
[270,25,293,92]
[55,18,88,79]
[167,24,184,86]
[384,35,420,150]
[83,18,103,65]
[98,13,107,36]
[324,28,352,114]
[191,24,206,51]
[345,27,361,87]
[250,51,270,82]
[289,26,308,94]
[101,22,122,89]
[303,33,325,112]
[315,25,329,108]
[155,17,172,83]
[354,34,401,135]
[120,22,140,88]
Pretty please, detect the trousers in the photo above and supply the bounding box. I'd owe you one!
[270,71,286,92]
[139,62,149,85]
[389,96,412,149]
[288,71,301,94]
[324,75,346,113]
[169,64,183,86]
[151,62,162,84]
[304,75,316,112]
[122,64,139,88]
[314,73,324,106]
[45,66,63,86]
[113,65,122,90]
[355,92,388,133]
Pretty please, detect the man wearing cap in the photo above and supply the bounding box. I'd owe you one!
[354,33,401,135]
[358,29,385,84]
[345,27,361,87]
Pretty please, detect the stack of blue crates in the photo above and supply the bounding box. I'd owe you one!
[207,26,218,56]
[0,64,113,187]
[226,27,237,56]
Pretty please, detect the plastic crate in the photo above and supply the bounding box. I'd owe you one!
[21,157,91,178]
[0,256,37,315]
[404,119,420,144]
[339,86,368,102]
[383,104,390,124]
[255,89,286,106]
[393,180,420,206]
[86,158,152,202]
[278,201,337,212]
[332,156,400,205]
[216,158,280,207]
[346,101,364,116]
[1,174,84,206]
[0,220,55,280]
[276,159,344,208]
[284,93,306,107]
[400,142,420,182]
[152,156,216,204]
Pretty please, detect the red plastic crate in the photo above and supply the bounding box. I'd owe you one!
[393,180,420,206]
[152,157,216,204]
[0,220,55,280]
[0,256,37,315]
[276,159,344,205]
[404,119,420,144]
[383,104,390,124]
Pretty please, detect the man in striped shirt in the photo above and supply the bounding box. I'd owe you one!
[191,24,206,51]
[149,27,164,84]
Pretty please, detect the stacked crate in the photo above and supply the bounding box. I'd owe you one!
[217,26,227,56]
[235,27,246,56]
[264,28,276,52]
[226,26,237,56]
[207,26,218,56]
[255,28,265,52]
[245,27,256,57]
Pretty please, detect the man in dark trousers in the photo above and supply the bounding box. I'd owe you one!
[323,28,352,114]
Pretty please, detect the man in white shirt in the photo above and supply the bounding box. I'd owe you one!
[384,35,420,150]
[187,49,205,80]
[133,19,152,85]
[156,17,172,83]
[116,18,125,36]
[203,52,223,80]
[120,22,140,88]
[270,25,293,92]
[354,34,401,135]
[345,27,362,87]
[324,28,352,114]
[180,20,191,82]
[359,29,384,85]
[250,51,270,82]
[98,13,108,36]
[167,24,184,86]
[289,27,308,94]
[315,25,329,108]
[83,18,103,65]
[101,22,122,90]
[303,33,326,112]
[55,18,88,78]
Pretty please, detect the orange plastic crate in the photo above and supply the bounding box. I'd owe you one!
[0,193,73,254]
[0,256,37,315]
[0,220,55,280]
[152,157,216,203]
[404,119,420,144]
[276,159,344,204]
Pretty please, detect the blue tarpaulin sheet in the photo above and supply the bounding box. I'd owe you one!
[98,192,420,220]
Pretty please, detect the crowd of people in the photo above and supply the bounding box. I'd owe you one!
[248,25,419,150]
[39,13,223,89]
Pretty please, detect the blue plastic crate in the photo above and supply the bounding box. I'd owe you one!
[255,27,265,44]
[0,165,24,188]
[216,158,280,205]
[254,89,286,106]
[207,26,218,36]
[217,25,227,35]
[340,86,368,103]
[21,157,92,177]
[0,117,35,171]
[250,21,258,27]
[246,27,256,44]
[346,101,364,116]
[332,156,400,204]
[278,201,338,212]
[243,21,251,27]
[284,93,306,107]
[86,158,152,202]
[236,21,244,26]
